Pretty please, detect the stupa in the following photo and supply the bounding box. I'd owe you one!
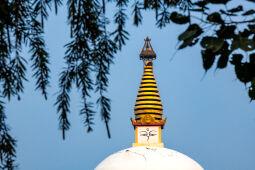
[95,37,204,170]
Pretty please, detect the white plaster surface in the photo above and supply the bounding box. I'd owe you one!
[95,146,204,170]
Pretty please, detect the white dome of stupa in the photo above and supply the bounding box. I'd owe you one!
[95,146,203,170]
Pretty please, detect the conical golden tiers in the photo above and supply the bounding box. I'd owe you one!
[133,61,165,124]
[131,37,166,127]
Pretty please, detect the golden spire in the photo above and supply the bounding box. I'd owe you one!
[131,37,166,127]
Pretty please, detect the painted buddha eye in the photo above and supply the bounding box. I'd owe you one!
[140,131,148,136]
[149,130,157,136]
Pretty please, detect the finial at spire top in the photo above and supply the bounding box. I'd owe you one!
[140,36,156,60]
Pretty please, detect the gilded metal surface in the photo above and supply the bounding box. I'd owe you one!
[134,63,164,123]
[141,80,156,83]
[141,115,155,123]
[132,37,166,127]
[135,101,162,105]
[135,110,163,114]
[136,96,161,101]
[137,92,160,96]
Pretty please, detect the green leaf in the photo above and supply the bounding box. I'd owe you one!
[217,54,229,69]
[248,25,255,33]
[240,29,252,37]
[201,49,216,71]
[227,5,243,13]
[250,53,255,64]
[231,34,255,51]
[206,0,229,4]
[179,38,199,49]
[178,30,197,41]
[193,1,209,8]
[200,36,224,52]
[216,25,236,39]
[252,78,255,86]
[178,24,202,49]
[242,9,255,16]
[235,63,253,83]
[231,37,239,50]
[170,12,190,24]
[249,78,255,101]
[246,0,255,3]
[239,37,255,51]
[187,24,203,37]
[231,53,255,84]
[230,54,243,65]
[248,86,255,101]
[207,12,224,24]
[178,24,203,50]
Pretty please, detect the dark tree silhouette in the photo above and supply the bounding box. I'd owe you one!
[0,0,255,169]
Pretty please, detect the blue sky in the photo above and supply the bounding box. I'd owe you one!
[5,2,255,170]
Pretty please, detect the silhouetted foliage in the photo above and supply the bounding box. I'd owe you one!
[165,0,255,102]
[0,0,255,169]
[134,0,255,101]
[0,0,51,168]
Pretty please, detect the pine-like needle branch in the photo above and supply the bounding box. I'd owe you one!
[0,0,60,168]
[29,18,50,100]
[55,0,118,139]
[111,0,129,50]
[0,100,17,169]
